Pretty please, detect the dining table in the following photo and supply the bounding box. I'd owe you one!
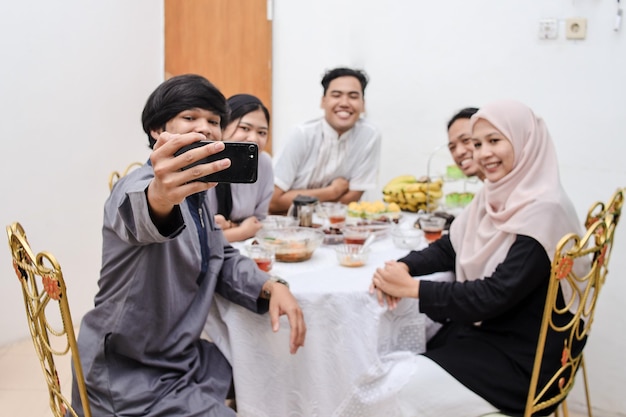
[204,213,454,417]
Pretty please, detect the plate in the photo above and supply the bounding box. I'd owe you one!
[343,220,391,241]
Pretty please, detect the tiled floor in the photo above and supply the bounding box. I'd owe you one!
[0,335,73,416]
[0,335,594,417]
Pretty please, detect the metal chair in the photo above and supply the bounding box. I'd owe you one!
[525,188,624,417]
[108,161,143,191]
[6,222,92,417]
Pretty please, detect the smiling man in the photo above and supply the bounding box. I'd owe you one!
[270,67,382,214]
[447,107,485,181]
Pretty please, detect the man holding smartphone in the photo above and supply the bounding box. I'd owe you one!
[270,67,382,214]
[71,74,306,416]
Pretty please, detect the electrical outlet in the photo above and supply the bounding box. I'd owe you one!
[539,19,558,40]
[566,17,587,40]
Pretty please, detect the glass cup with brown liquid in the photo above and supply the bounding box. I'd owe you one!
[246,245,275,272]
[418,216,446,243]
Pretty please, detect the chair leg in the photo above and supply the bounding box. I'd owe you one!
[580,356,593,417]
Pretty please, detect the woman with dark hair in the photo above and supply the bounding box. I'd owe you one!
[210,94,274,242]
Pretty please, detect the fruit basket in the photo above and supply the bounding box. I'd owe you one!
[382,175,443,213]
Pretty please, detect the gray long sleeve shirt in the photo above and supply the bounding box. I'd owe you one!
[72,163,268,416]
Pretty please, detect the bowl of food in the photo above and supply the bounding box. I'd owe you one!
[261,215,299,229]
[335,244,370,267]
[322,226,344,245]
[255,226,324,262]
[390,226,424,250]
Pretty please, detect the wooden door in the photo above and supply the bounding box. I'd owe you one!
[165,0,274,151]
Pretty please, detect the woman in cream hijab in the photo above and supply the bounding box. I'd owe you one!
[371,99,584,416]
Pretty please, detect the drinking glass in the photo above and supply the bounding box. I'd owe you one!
[342,226,370,245]
[246,245,275,272]
[418,216,446,243]
[326,203,347,227]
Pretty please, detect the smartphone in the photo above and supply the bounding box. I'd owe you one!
[174,141,258,183]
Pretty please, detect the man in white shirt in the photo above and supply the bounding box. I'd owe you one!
[270,67,382,214]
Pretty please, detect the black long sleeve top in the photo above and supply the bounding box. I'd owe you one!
[398,234,579,416]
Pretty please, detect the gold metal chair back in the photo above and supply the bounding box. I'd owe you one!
[6,222,92,417]
[525,188,624,417]
[108,161,143,191]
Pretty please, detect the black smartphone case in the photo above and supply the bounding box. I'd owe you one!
[174,141,259,183]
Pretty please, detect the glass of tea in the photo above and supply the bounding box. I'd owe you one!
[342,226,370,245]
[326,203,347,227]
[246,245,275,272]
[418,216,446,243]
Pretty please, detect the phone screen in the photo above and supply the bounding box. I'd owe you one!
[174,141,259,183]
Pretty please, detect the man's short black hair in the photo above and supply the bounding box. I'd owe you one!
[141,74,228,149]
[321,67,369,96]
[447,107,479,131]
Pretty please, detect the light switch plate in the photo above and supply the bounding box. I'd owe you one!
[539,19,558,40]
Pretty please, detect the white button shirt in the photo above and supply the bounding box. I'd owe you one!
[273,117,382,192]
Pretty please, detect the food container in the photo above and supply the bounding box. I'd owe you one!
[261,215,299,229]
[346,201,402,223]
[390,227,424,250]
[335,244,370,267]
[255,226,324,262]
[322,227,345,245]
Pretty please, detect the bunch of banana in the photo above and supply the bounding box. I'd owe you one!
[382,175,444,212]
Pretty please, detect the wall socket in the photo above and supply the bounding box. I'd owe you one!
[539,19,559,40]
[566,17,587,39]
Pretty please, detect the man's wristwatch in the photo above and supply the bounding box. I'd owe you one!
[262,276,289,299]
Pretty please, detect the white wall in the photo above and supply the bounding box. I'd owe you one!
[0,1,161,343]
[271,1,626,415]
[1,0,624,415]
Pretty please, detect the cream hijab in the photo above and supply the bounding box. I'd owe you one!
[449,100,582,283]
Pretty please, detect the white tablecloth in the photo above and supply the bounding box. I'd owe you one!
[205,220,453,417]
